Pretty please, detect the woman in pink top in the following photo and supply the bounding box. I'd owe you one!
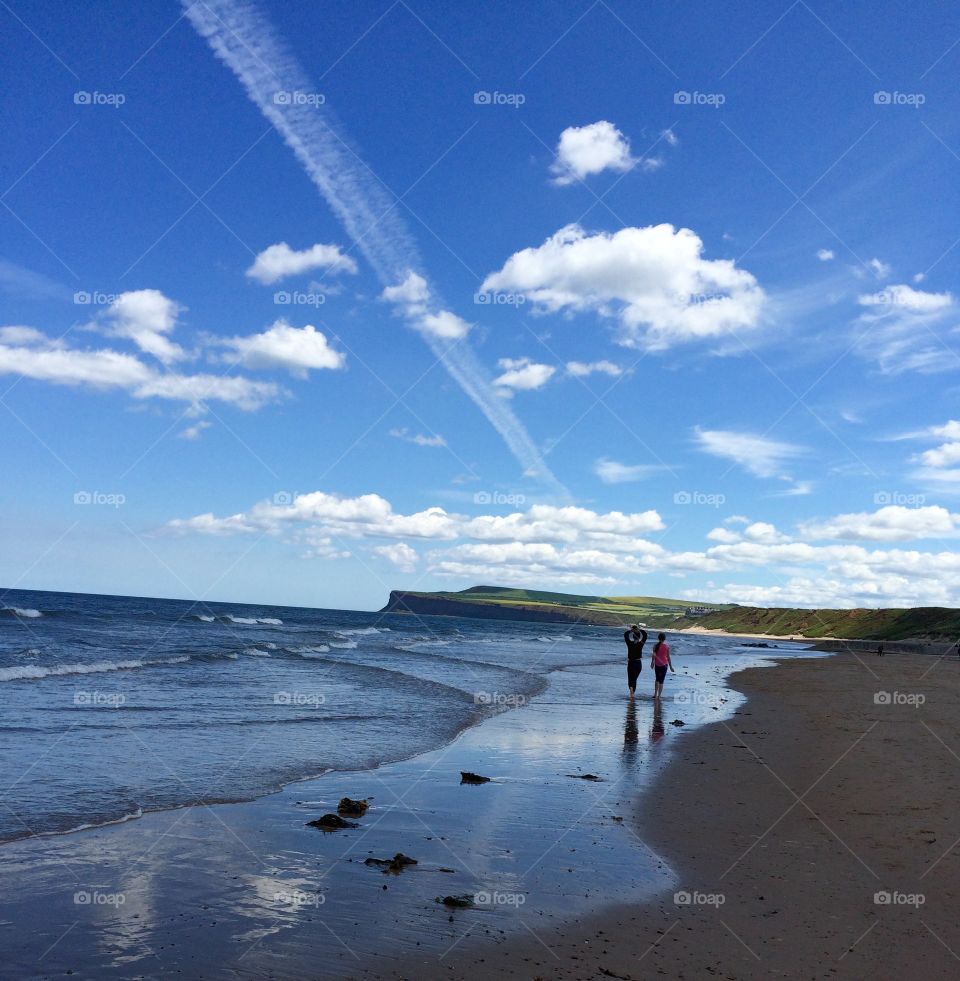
[650,633,674,699]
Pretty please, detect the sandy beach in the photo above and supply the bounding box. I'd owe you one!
[397,649,960,979]
[6,642,960,978]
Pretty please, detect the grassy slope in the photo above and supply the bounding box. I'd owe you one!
[389,587,960,640]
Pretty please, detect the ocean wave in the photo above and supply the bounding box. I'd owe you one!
[2,607,43,618]
[223,614,283,625]
[537,635,572,642]
[287,645,330,656]
[193,614,216,622]
[328,640,357,649]
[243,648,271,657]
[0,656,191,682]
[394,639,453,653]
[334,627,388,636]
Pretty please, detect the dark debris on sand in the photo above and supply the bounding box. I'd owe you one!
[460,771,491,784]
[307,813,358,831]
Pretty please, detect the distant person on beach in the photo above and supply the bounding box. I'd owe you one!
[877,643,884,657]
[623,624,647,698]
[651,633,674,699]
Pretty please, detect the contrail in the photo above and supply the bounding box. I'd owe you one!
[183,0,565,495]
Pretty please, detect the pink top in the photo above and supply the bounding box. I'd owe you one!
[653,642,670,666]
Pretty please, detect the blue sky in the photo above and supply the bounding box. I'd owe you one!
[3,0,960,611]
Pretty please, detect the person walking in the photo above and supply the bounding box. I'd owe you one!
[623,624,647,699]
[650,633,674,699]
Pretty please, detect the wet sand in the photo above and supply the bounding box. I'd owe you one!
[4,646,775,978]
[394,650,960,979]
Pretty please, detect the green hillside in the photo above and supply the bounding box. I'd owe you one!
[381,586,960,640]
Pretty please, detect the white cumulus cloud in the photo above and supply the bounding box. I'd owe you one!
[221,320,345,377]
[494,357,556,392]
[101,289,186,364]
[246,242,357,284]
[551,120,637,185]
[481,223,764,349]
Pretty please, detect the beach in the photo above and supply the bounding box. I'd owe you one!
[398,650,960,979]
[0,592,815,977]
[3,596,957,978]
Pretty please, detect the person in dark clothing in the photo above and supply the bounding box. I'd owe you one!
[624,624,647,699]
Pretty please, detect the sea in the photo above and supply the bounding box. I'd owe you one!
[0,587,812,849]
[0,587,618,844]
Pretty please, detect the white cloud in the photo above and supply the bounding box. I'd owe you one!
[178,420,212,441]
[246,242,357,285]
[855,285,956,374]
[164,485,960,607]
[389,427,446,448]
[551,121,637,185]
[742,521,790,544]
[420,310,471,340]
[101,289,186,364]
[799,505,960,542]
[382,271,430,310]
[694,427,804,479]
[0,325,46,345]
[0,332,280,410]
[380,273,471,340]
[566,360,622,378]
[481,223,764,349]
[868,257,892,279]
[494,357,556,392]
[858,284,953,313]
[221,320,345,377]
[594,459,664,484]
[707,526,741,544]
[661,128,679,147]
[816,248,834,261]
[373,542,418,573]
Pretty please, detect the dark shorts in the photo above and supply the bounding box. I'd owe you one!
[654,664,668,683]
[627,659,642,688]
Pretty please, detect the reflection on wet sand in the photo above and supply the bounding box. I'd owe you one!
[651,699,665,744]
[623,700,638,751]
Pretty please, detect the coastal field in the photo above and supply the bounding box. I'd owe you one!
[384,585,960,640]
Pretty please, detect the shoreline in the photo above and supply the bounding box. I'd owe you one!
[0,636,797,977]
[405,650,960,978]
